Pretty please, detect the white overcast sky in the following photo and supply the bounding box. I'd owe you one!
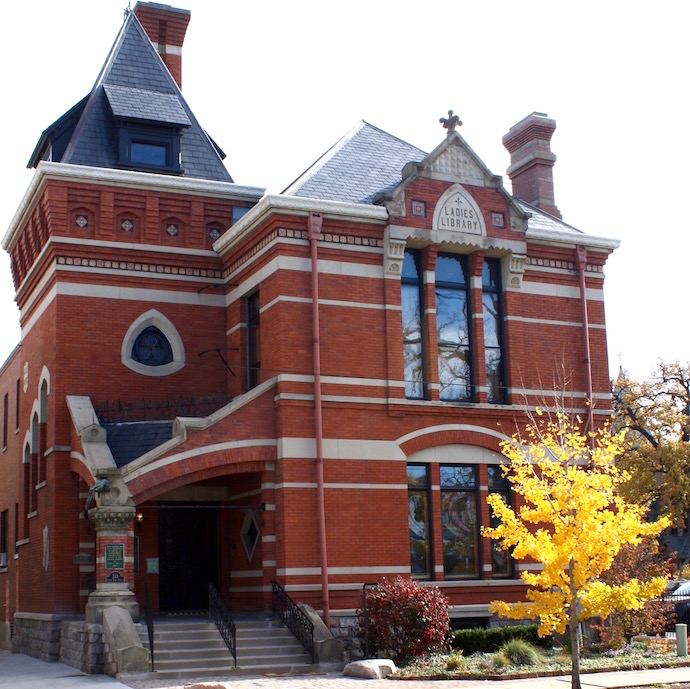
[0,0,687,382]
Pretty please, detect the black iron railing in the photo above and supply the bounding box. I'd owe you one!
[208,582,237,667]
[662,591,690,631]
[144,584,154,671]
[271,580,315,662]
[94,394,233,423]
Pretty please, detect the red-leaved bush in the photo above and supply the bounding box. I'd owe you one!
[357,576,450,661]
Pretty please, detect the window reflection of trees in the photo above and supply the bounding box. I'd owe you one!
[436,255,472,401]
[402,283,424,399]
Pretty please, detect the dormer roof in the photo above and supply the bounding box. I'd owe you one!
[27,9,231,182]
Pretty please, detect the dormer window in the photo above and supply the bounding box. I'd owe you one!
[118,123,182,173]
[103,84,190,175]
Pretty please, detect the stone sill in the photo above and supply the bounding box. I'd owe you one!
[16,538,30,547]
[28,511,38,519]
[36,481,47,490]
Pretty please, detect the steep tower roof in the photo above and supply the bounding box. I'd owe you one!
[27,8,232,182]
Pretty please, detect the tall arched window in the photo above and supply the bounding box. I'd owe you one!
[436,254,472,401]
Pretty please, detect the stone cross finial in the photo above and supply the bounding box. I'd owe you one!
[440,110,462,132]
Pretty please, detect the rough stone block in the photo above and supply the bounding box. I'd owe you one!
[344,659,397,679]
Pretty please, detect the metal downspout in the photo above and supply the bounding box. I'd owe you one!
[308,211,330,627]
[575,245,594,439]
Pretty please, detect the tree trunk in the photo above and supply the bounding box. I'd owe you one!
[569,563,581,689]
[570,607,581,689]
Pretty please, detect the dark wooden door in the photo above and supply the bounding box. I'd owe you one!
[158,506,219,611]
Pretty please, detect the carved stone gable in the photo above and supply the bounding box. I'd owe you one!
[429,143,484,186]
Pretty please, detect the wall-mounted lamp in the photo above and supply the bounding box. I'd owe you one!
[135,512,144,524]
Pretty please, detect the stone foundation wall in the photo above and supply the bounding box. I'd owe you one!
[330,614,361,661]
[59,620,104,674]
[12,613,63,662]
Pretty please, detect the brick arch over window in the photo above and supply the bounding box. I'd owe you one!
[397,424,508,459]
[126,443,276,504]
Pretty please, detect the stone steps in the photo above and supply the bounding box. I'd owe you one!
[138,617,313,679]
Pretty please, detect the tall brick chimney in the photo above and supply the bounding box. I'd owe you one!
[503,112,561,219]
[134,2,191,89]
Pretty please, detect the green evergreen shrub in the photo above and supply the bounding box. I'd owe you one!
[450,623,552,654]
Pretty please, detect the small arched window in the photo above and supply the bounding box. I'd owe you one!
[121,310,185,377]
[132,326,173,367]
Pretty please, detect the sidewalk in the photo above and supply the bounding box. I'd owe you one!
[1,650,688,689]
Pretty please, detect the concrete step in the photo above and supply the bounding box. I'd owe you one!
[137,616,314,679]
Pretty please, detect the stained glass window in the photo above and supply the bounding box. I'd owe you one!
[487,465,513,577]
[408,464,431,578]
[131,326,173,367]
[440,465,479,578]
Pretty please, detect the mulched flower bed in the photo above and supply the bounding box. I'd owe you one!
[390,647,690,680]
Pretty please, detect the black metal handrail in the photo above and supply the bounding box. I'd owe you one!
[272,580,315,662]
[144,584,154,671]
[208,582,237,667]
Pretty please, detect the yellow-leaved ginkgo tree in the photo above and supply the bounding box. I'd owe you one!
[482,411,670,689]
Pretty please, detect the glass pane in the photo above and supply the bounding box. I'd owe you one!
[131,141,167,167]
[489,490,511,577]
[482,293,500,348]
[132,326,173,366]
[442,491,478,577]
[436,254,467,286]
[486,348,503,403]
[438,345,471,401]
[402,283,424,399]
[491,541,511,577]
[409,491,430,577]
[482,259,500,290]
[437,288,469,346]
[402,250,420,281]
[487,466,510,490]
[407,464,428,488]
[440,465,476,489]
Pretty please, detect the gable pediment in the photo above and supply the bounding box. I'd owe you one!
[427,139,486,185]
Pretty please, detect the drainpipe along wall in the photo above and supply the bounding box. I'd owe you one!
[308,211,330,627]
[575,245,594,441]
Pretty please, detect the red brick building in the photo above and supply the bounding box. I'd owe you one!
[0,1,618,661]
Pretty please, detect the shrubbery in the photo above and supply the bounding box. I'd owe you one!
[497,638,542,666]
[357,576,450,661]
[451,623,552,654]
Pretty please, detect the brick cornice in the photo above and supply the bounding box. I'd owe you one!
[3,161,265,251]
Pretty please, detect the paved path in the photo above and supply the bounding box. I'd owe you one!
[1,650,688,689]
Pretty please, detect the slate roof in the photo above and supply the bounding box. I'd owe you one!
[103,84,191,126]
[283,121,426,204]
[103,420,174,468]
[285,121,586,237]
[29,10,231,182]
